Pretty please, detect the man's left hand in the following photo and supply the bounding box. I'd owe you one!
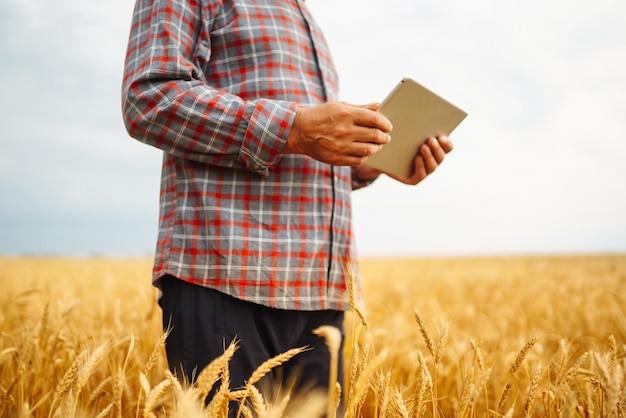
[354,135,454,186]
[392,135,454,185]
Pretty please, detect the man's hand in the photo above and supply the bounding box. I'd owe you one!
[283,101,392,166]
[353,135,454,186]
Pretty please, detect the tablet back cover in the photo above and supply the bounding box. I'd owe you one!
[366,77,467,178]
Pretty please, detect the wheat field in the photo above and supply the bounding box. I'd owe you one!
[1,255,625,417]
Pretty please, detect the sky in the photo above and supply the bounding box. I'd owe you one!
[0,0,625,257]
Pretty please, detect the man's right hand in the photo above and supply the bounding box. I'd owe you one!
[282,101,392,166]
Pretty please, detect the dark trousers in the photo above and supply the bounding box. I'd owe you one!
[159,275,345,409]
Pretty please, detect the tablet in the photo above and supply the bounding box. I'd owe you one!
[365,77,467,179]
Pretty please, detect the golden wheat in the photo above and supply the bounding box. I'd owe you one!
[1,255,626,416]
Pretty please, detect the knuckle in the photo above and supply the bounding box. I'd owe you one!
[367,144,382,157]
[336,126,350,139]
[371,130,385,144]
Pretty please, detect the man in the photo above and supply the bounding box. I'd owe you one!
[121,0,452,407]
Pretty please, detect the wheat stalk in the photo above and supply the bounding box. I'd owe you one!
[143,378,171,417]
[415,372,432,418]
[608,334,617,369]
[166,369,185,399]
[70,343,111,415]
[37,302,50,349]
[50,347,89,415]
[606,363,623,416]
[313,325,342,418]
[143,332,166,375]
[264,387,292,418]
[510,337,537,375]
[523,363,543,417]
[206,364,231,417]
[249,347,306,387]
[497,381,513,414]
[346,264,369,327]
[86,376,111,407]
[334,382,342,413]
[112,370,124,418]
[248,384,267,416]
[139,373,151,397]
[353,342,371,417]
[391,389,410,418]
[347,327,370,411]
[566,351,588,380]
[457,381,473,416]
[497,337,538,413]
[470,338,484,373]
[195,339,238,404]
[414,309,437,362]
[345,348,388,415]
[471,368,492,410]
[233,347,306,418]
[413,350,432,418]
[376,370,392,418]
[437,321,450,361]
[94,402,114,418]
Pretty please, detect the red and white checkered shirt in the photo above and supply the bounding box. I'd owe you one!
[122,0,366,311]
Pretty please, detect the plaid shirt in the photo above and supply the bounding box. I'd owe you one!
[122,0,366,311]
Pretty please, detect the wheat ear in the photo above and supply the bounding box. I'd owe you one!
[554,339,569,387]
[143,378,171,417]
[346,265,369,327]
[414,309,437,363]
[391,389,410,418]
[511,337,537,375]
[497,338,537,413]
[195,339,237,404]
[144,332,166,375]
[248,347,306,386]
[207,364,231,417]
[50,347,89,415]
[469,338,484,373]
[70,343,111,414]
[234,347,306,418]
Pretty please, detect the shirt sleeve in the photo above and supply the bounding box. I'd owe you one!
[121,0,298,176]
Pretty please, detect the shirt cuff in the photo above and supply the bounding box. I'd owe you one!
[240,99,298,176]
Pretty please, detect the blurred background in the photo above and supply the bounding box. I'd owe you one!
[1,0,624,257]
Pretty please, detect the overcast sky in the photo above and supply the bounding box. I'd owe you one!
[1,0,625,257]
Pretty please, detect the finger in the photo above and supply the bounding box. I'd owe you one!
[404,155,428,185]
[351,107,393,133]
[419,143,439,174]
[352,126,391,145]
[426,137,447,164]
[350,102,380,111]
[437,135,454,153]
[347,142,384,158]
[333,154,370,167]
